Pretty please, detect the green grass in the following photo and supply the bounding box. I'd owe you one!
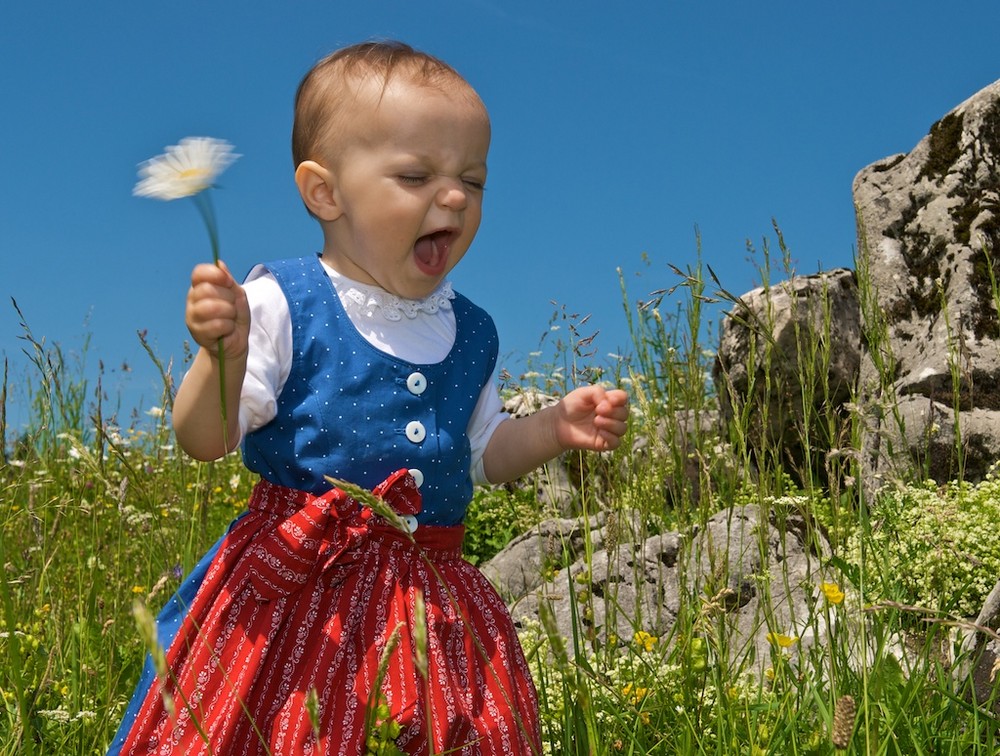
[4,232,1000,754]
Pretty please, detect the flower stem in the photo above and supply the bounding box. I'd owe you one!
[193,191,230,453]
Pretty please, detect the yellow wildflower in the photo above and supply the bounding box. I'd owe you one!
[766,632,798,648]
[821,581,845,605]
[634,630,657,652]
[622,683,648,705]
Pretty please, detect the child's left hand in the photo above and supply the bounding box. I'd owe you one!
[554,385,629,452]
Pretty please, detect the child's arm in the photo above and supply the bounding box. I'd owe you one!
[172,261,251,461]
[481,385,629,485]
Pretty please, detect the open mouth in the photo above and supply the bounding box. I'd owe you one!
[413,229,457,276]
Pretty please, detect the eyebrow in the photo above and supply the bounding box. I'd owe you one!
[392,152,488,172]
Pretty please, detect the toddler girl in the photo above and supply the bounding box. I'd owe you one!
[110,40,628,755]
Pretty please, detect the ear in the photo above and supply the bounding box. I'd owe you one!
[294,160,342,221]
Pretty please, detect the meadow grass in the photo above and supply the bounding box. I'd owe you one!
[4,237,1000,754]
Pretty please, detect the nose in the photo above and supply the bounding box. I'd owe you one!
[436,179,468,211]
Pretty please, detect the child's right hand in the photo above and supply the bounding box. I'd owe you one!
[185,261,251,361]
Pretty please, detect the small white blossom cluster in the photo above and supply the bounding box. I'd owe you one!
[848,473,1000,617]
[37,708,97,724]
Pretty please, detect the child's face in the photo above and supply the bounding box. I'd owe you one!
[316,77,490,300]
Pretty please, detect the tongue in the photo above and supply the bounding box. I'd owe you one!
[415,234,442,267]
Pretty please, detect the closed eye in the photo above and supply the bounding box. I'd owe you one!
[462,178,486,192]
[398,175,429,186]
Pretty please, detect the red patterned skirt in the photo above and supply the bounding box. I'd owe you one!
[116,473,540,755]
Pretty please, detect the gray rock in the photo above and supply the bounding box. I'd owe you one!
[713,268,860,484]
[481,509,646,601]
[481,515,599,601]
[511,531,684,645]
[854,78,1000,488]
[683,505,831,664]
[503,389,560,419]
[500,504,830,670]
[953,577,1000,715]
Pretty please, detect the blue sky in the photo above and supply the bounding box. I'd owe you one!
[3,1,999,434]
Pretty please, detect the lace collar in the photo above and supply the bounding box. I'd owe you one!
[335,277,455,322]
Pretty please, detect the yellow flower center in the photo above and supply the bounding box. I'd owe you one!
[177,167,210,181]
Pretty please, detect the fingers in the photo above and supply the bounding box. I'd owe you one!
[562,385,630,451]
[185,261,247,350]
[187,295,239,338]
[190,260,236,289]
[598,388,629,416]
[593,388,629,422]
[594,395,629,449]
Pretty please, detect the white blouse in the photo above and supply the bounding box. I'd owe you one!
[237,259,507,485]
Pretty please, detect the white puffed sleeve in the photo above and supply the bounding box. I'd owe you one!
[238,268,293,437]
[467,381,508,486]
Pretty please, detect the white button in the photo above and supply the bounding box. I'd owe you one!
[406,372,427,395]
[405,421,426,443]
[408,468,424,487]
[402,515,419,533]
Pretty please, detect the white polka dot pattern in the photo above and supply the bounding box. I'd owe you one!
[241,256,499,526]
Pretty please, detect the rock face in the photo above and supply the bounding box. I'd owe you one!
[954,579,1000,717]
[488,505,830,668]
[853,79,1000,485]
[713,269,860,484]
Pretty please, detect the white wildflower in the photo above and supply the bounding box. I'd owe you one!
[38,709,72,724]
[134,137,239,200]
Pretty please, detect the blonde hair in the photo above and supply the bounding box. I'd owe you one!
[292,40,486,168]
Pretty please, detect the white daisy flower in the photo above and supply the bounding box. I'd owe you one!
[133,137,239,200]
[133,136,238,447]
